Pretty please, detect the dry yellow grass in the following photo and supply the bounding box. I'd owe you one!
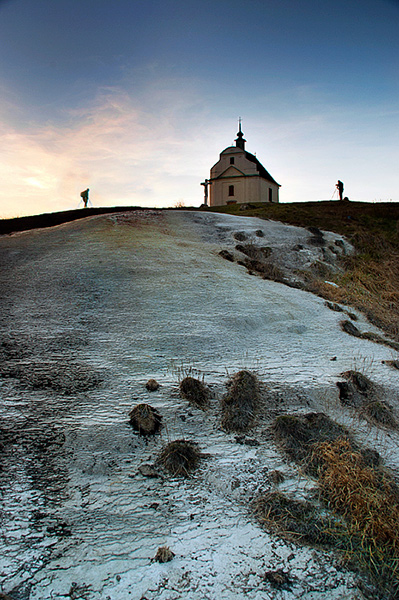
[268,412,399,596]
[313,439,399,597]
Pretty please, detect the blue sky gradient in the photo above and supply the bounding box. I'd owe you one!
[0,0,398,216]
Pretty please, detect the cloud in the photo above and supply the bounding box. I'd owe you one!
[0,75,398,218]
[0,80,213,218]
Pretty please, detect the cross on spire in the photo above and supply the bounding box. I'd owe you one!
[235,117,246,150]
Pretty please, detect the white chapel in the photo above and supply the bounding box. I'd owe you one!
[204,122,280,207]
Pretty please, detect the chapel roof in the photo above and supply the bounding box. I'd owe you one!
[212,122,280,187]
[244,150,280,186]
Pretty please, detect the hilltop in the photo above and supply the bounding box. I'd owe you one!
[3,200,398,342]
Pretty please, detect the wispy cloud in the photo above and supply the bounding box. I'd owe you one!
[1,75,398,218]
[0,80,213,218]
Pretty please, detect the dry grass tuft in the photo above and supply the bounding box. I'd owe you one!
[157,440,201,477]
[218,249,234,262]
[233,231,248,241]
[337,369,374,409]
[361,401,398,429]
[129,403,162,435]
[325,301,344,312]
[267,469,286,485]
[341,370,371,392]
[146,378,160,391]
[221,370,259,432]
[382,359,399,370]
[253,491,344,547]
[313,438,399,597]
[337,371,398,429]
[179,376,210,409]
[263,569,292,590]
[271,412,351,475]
[340,320,399,351]
[154,545,175,563]
[340,319,362,337]
[268,413,399,596]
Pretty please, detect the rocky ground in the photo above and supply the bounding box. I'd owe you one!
[1,210,399,599]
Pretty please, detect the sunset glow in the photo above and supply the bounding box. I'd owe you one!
[0,0,398,218]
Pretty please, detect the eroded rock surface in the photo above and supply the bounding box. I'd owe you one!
[1,210,399,599]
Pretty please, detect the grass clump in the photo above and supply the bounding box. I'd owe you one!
[270,412,399,597]
[325,301,344,312]
[219,249,234,262]
[146,378,160,391]
[361,401,398,429]
[272,412,351,476]
[157,440,201,477]
[154,546,175,563]
[341,370,371,392]
[336,369,373,409]
[129,403,162,435]
[338,371,398,429]
[313,438,399,598]
[179,376,210,409]
[255,438,399,597]
[340,320,399,351]
[253,491,345,547]
[382,359,399,370]
[340,319,362,337]
[263,569,292,591]
[221,370,259,432]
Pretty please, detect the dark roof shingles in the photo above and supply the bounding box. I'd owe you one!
[245,151,280,186]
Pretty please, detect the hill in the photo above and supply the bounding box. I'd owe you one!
[2,208,399,599]
[209,200,399,342]
[3,200,398,342]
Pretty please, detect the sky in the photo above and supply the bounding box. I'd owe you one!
[0,0,398,218]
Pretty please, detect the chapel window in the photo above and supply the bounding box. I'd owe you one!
[228,185,234,196]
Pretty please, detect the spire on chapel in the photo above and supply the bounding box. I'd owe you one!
[235,117,246,150]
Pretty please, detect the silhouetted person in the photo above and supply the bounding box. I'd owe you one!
[336,180,344,201]
[80,188,89,207]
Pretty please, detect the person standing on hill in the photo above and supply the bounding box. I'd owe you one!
[336,180,344,201]
[80,188,89,207]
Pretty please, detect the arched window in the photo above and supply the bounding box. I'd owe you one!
[228,185,234,197]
